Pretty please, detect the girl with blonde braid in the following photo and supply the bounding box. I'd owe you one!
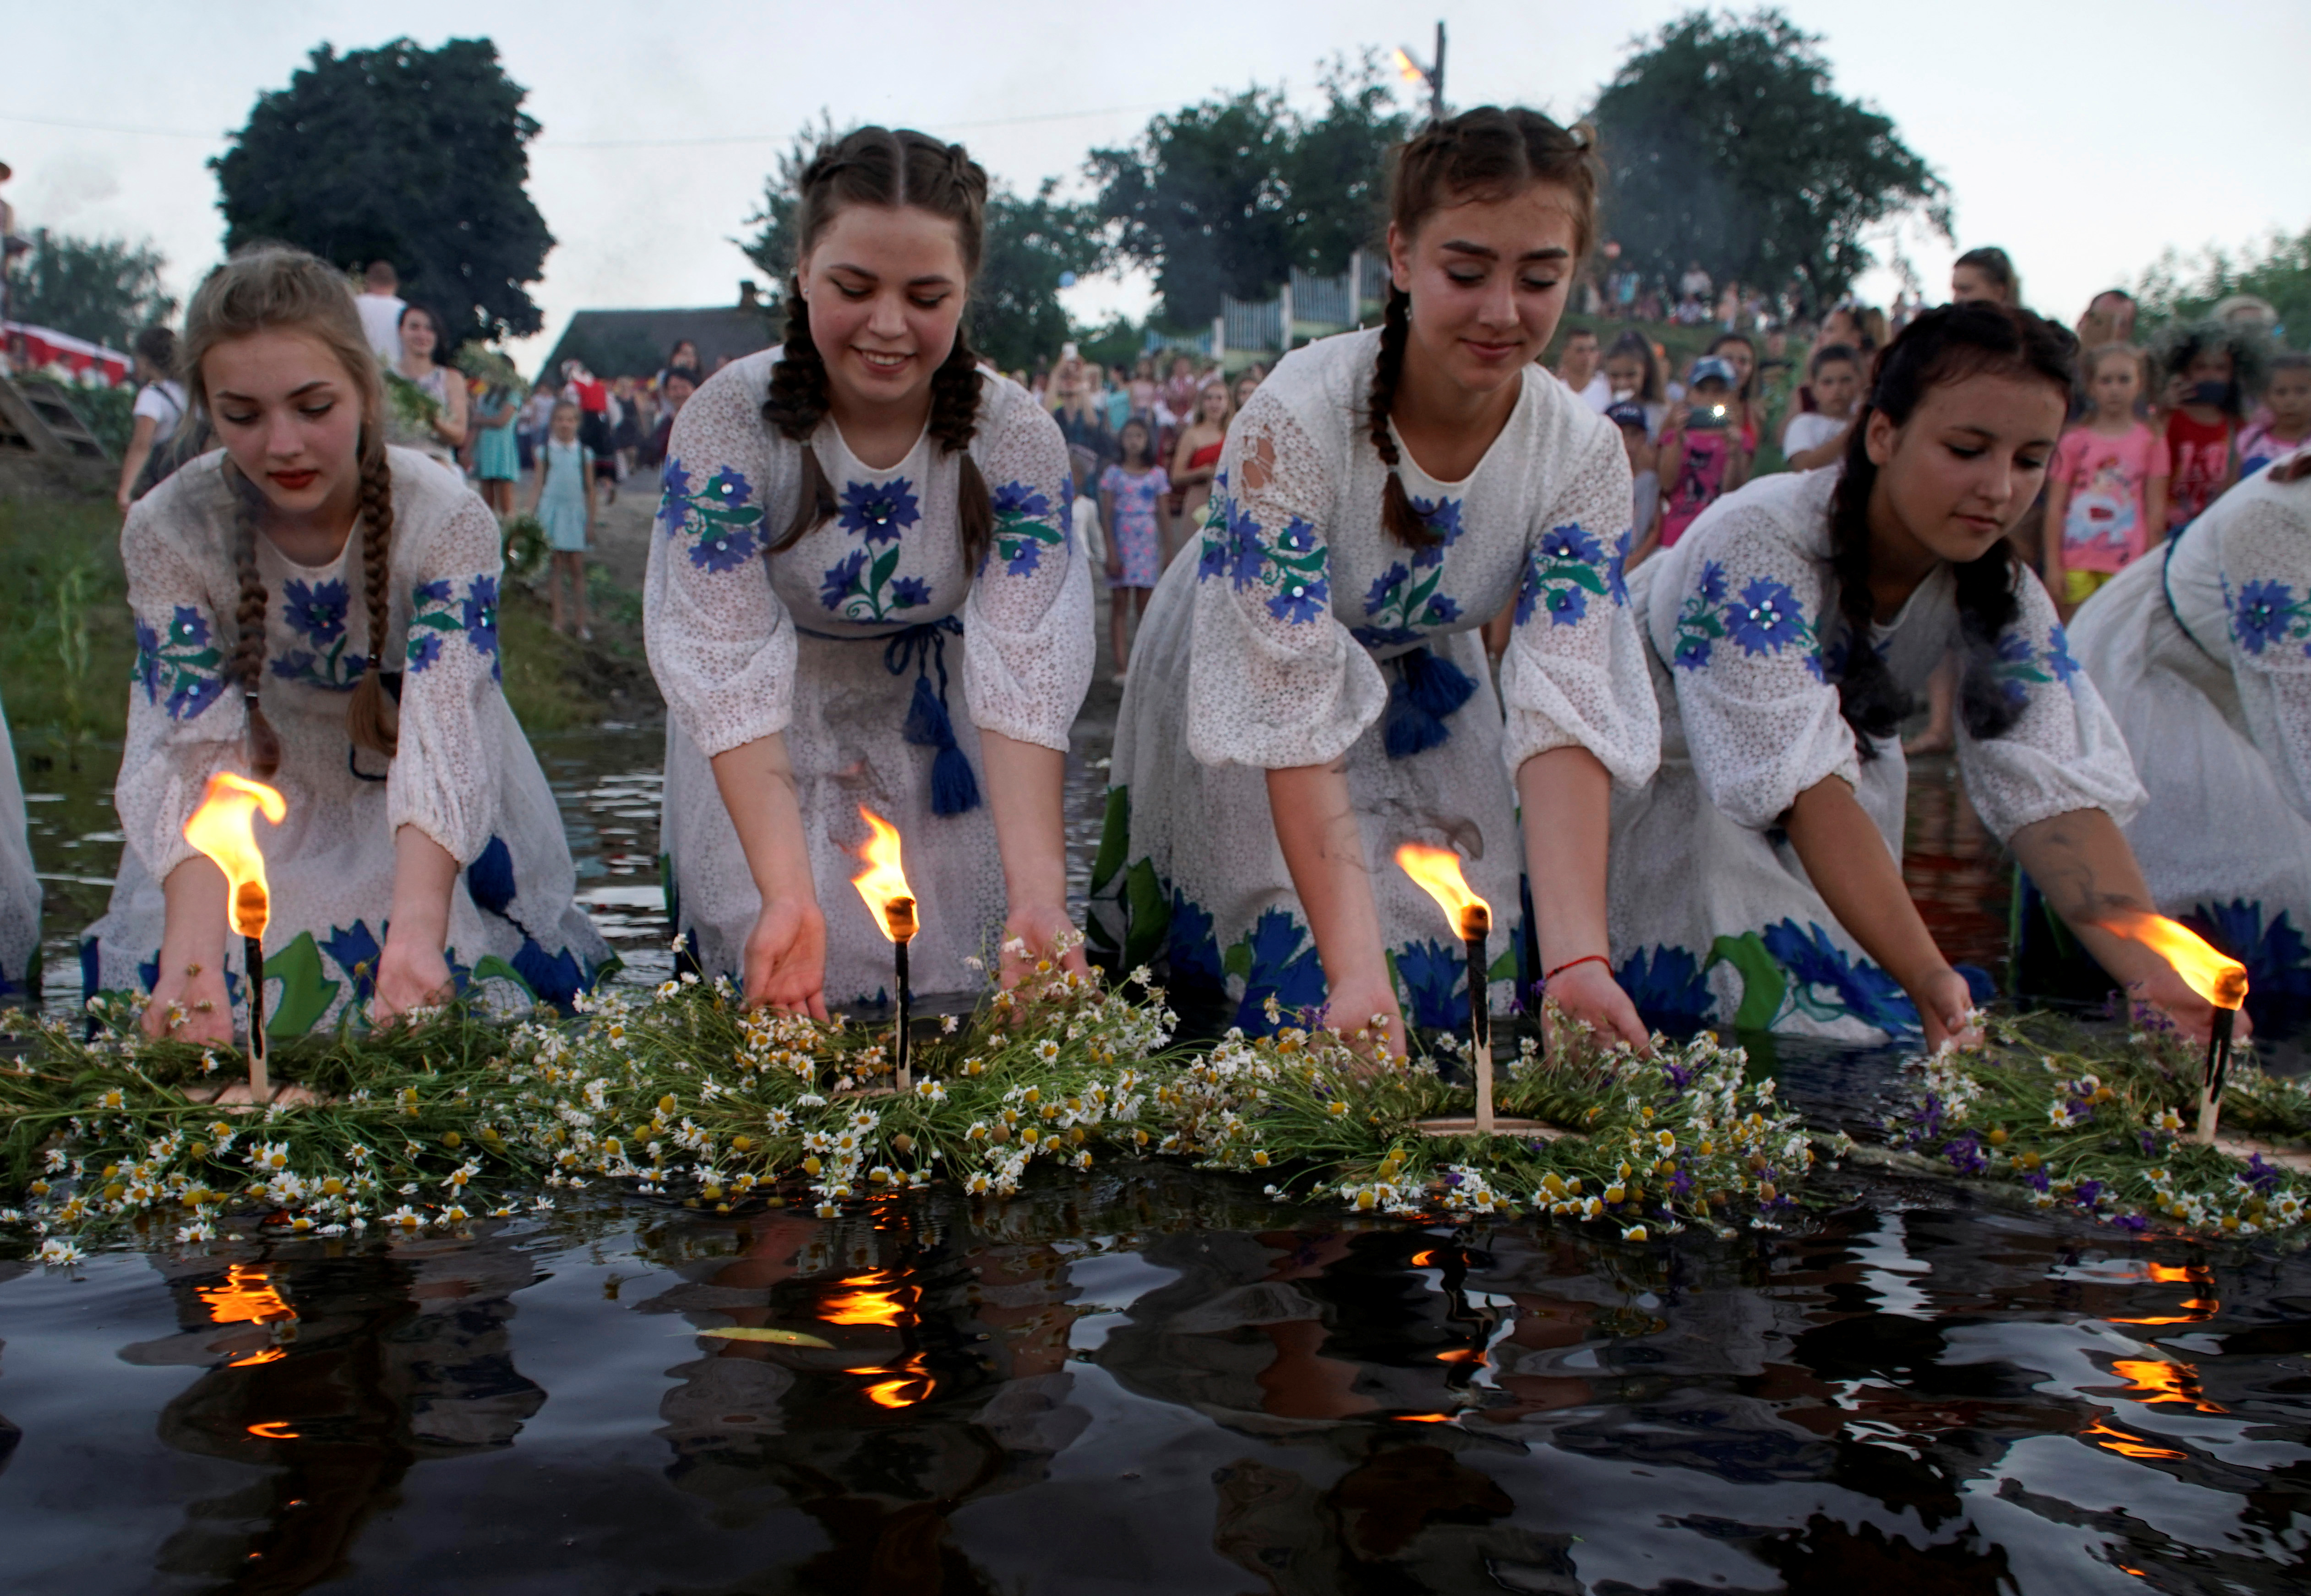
[85,246,605,1073]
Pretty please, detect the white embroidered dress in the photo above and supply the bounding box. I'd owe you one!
[0,693,38,1000]
[2069,453,2311,1026]
[646,351,1091,1005]
[1609,469,2144,1039]
[1095,329,1659,1034]
[84,448,608,1024]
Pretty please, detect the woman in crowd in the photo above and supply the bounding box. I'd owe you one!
[1609,302,2214,1046]
[1781,343,1862,472]
[646,127,1090,1013]
[389,303,469,471]
[1601,330,1667,438]
[1097,107,1659,1056]
[1099,416,1170,678]
[1951,246,2022,308]
[1702,331,1761,458]
[2070,449,2311,1032]
[469,370,523,517]
[116,325,188,513]
[87,245,605,1076]
[1168,376,1231,566]
[2156,320,2263,533]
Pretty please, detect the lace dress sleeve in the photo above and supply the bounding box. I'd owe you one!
[116,486,244,883]
[1499,421,1660,786]
[959,388,1094,752]
[1664,506,1853,831]
[643,369,793,757]
[389,476,509,864]
[1955,571,2146,839]
[2218,494,2311,821]
[1184,389,1386,768]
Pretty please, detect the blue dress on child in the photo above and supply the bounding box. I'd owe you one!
[539,438,593,552]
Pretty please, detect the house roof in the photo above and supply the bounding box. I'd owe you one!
[533,301,777,385]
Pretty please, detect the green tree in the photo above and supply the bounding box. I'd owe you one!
[211,37,553,345]
[1277,54,1414,274]
[740,117,1103,373]
[2133,227,2311,347]
[2,229,177,350]
[1589,9,1948,313]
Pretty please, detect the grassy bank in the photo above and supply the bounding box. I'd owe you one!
[0,495,657,756]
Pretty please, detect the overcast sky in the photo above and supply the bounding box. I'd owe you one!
[6,0,2307,367]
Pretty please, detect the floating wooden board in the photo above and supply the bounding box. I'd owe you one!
[1416,1117,1569,1140]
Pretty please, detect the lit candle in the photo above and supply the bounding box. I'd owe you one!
[2096,910,2249,1142]
[1395,843,1499,1134]
[182,772,285,1101]
[851,806,918,1092]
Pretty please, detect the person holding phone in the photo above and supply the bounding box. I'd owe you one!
[1640,355,1749,561]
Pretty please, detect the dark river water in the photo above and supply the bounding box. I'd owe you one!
[6,724,2308,1593]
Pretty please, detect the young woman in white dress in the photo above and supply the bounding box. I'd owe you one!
[647,128,1091,1015]
[86,246,606,1066]
[2069,448,2311,1032]
[1608,302,2221,1047]
[1096,108,1660,1057]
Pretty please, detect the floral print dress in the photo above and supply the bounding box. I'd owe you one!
[2070,451,2311,1030]
[645,351,1091,1004]
[83,448,609,1026]
[1609,469,2144,1040]
[1093,329,1660,1034]
[0,693,38,1000]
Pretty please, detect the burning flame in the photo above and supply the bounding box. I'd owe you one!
[183,772,286,940]
[1395,844,1490,940]
[1392,47,1427,85]
[850,807,917,943]
[2096,910,2248,1009]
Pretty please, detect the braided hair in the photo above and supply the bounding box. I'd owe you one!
[1366,107,1602,549]
[762,127,995,569]
[1826,300,2078,757]
[182,245,401,774]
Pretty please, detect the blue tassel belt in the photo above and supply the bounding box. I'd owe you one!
[1380,643,1477,760]
[793,616,982,816]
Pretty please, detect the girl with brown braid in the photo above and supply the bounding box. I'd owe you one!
[1093,108,1660,1059]
[646,127,1090,1013]
[85,246,605,1084]
[1607,302,2225,1048]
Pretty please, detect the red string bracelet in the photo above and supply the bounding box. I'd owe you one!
[1542,953,1613,984]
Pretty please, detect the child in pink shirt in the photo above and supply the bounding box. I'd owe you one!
[2044,343,2169,616]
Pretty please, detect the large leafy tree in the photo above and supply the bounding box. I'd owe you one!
[1589,9,1947,312]
[1090,55,1409,326]
[212,37,553,345]
[2133,227,2311,346]
[2,229,176,349]
[740,118,1104,373]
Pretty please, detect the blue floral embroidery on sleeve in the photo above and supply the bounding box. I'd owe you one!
[1726,577,1813,657]
[2044,621,2081,685]
[2232,578,2311,656]
[989,479,1063,577]
[407,576,501,675]
[658,458,765,573]
[1194,485,1330,625]
[1986,630,2056,708]
[1670,561,1728,669]
[135,605,226,719]
[461,576,501,680]
[838,477,920,545]
[1516,523,1613,630]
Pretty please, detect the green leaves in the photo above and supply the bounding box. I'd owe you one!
[693,1326,834,1348]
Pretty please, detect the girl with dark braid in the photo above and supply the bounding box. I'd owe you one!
[86,246,605,1074]
[647,128,1089,1013]
[1608,302,2223,1047]
[1095,108,1660,1058]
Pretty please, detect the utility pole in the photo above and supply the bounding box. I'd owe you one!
[1396,22,1449,123]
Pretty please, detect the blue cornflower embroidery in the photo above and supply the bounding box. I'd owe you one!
[2045,622,2081,684]
[135,605,226,719]
[407,632,443,672]
[1408,495,1466,568]
[659,458,765,572]
[1726,577,1810,656]
[2232,578,2311,656]
[838,477,921,545]
[1195,487,1330,626]
[1517,523,1613,631]
[282,578,349,645]
[819,548,869,612]
[991,478,1064,576]
[406,576,502,675]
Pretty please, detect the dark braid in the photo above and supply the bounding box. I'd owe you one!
[346,437,399,758]
[1366,107,1602,550]
[1825,301,2077,757]
[225,468,282,779]
[758,126,992,566]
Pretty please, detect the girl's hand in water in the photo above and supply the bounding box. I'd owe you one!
[1544,958,1653,1054]
[741,897,829,1020]
[1913,966,1984,1053]
[1322,974,1407,1070]
[142,961,234,1046]
[371,936,454,1025]
[999,903,1091,988]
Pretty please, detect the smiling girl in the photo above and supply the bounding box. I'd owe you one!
[84,246,605,1074]
[1094,107,1659,1056]
[1608,302,2216,1046]
[647,128,1090,1014]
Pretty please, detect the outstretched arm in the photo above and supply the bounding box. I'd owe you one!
[980,730,1086,986]
[1517,746,1648,1049]
[1268,760,1402,1058]
[711,732,827,1019]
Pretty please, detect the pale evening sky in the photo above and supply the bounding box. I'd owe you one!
[4,0,2306,367]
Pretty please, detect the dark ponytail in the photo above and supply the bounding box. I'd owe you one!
[225,471,282,780]
[1826,300,2077,758]
[760,126,992,567]
[1365,106,1602,550]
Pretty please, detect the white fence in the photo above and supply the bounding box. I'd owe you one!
[1151,248,1389,362]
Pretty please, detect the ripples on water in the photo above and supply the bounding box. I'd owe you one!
[5,726,2308,1591]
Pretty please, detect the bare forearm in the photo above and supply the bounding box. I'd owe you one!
[979,730,1068,912]
[1267,760,1386,987]
[386,826,461,949]
[1515,746,1613,970]
[2008,807,2170,989]
[711,733,815,904]
[158,856,232,971]
[1784,776,1946,991]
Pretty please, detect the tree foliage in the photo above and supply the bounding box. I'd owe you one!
[1589,9,1947,312]
[2133,227,2311,348]
[1,229,177,350]
[739,116,1104,375]
[1090,54,1411,326]
[211,37,553,345]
